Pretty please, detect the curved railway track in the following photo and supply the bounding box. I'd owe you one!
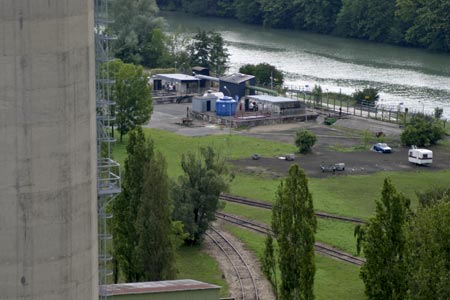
[220,193,366,225]
[206,226,259,300]
[216,212,365,266]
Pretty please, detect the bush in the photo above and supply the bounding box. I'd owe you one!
[239,63,284,87]
[400,113,445,147]
[324,117,337,126]
[295,129,317,154]
[352,87,379,106]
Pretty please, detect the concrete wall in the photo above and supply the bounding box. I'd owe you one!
[0,1,98,299]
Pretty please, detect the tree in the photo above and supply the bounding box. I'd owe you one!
[234,0,264,24]
[261,235,278,298]
[271,165,317,300]
[292,0,342,34]
[407,201,450,300]
[355,178,410,300]
[312,85,323,105]
[416,186,450,208]
[400,113,445,146]
[187,30,230,76]
[108,60,153,142]
[295,129,317,154]
[336,0,401,43]
[172,146,231,244]
[112,127,154,282]
[396,0,450,51]
[135,152,180,281]
[352,87,380,106]
[110,0,171,67]
[239,63,284,87]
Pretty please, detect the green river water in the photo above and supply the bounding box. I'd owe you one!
[162,12,450,119]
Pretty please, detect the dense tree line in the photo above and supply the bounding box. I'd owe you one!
[355,179,450,300]
[157,0,450,52]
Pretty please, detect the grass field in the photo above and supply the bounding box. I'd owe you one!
[222,202,360,256]
[112,128,297,177]
[229,171,450,220]
[112,127,448,299]
[226,225,365,300]
[175,245,229,297]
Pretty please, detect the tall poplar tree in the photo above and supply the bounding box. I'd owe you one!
[135,152,178,281]
[271,164,317,300]
[407,201,450,300]
[355,178,410,300]
[112,127,153,282]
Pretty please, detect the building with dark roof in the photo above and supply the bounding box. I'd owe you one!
[219,73,256,100]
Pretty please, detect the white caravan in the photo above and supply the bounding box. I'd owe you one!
[408,147,433,165]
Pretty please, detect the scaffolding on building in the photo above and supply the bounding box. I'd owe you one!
[94,0,121,299]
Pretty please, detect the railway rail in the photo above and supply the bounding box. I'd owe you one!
[216,212,365,266]
[206,226,259,300]
[220,193,366,225]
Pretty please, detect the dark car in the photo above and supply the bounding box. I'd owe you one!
[372,143,392,153]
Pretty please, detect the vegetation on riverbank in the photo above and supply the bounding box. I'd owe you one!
[156,0,450,52]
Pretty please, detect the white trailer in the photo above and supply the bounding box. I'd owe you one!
[408,148,433,165]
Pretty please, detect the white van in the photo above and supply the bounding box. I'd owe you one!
[408,148,433,165]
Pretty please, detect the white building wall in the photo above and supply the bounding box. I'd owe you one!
[0,1,98,299]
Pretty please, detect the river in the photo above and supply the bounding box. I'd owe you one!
[162,12,450,119]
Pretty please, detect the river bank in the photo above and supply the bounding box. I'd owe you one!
[161,12,450,119]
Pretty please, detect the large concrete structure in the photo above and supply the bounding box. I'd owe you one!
[0,1,98,299]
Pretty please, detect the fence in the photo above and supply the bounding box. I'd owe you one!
[283,85,438,125]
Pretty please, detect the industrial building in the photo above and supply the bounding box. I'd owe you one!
[101,280,220,300]
[247,94,303,115]
[152,74,201,94]
[0,1,98,299]
[219,73,256,99]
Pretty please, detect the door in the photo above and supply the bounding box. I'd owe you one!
[207,100,211,112]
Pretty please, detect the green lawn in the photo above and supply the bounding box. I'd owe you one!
[228,171,450,220]
[113,127,449,299]
[222,202,360,256]
[112,128,297,177]
[176,245,229,297]
[226,225,365,300]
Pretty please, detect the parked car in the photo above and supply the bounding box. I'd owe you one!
[320,163,345,173]
[372,143,392,153]
[285,154,295,161]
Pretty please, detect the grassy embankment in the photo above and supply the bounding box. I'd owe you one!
[226,225,365,300]
[112,127,450,297]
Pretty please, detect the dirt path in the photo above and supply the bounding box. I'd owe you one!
[204,221,275,300]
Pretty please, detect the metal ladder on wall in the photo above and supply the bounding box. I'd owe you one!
[94,0,121,299]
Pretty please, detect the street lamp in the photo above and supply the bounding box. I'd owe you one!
[223,85,231,96]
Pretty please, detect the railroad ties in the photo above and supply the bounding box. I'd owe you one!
[216,212,365,266]
[206,226,260,300]
[219,193,366,225]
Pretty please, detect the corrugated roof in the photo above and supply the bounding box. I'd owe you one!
[100,279,220,296]
[220,73,255,84]
[153,73,200,82]
[247,94,299,103]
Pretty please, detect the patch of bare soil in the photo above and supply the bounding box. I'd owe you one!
[204,221,275,300]
[234,118,450,178]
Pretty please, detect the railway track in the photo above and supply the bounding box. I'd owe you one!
[216,212,365,266]
[206,226,259,300]
[220,193,366,225]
